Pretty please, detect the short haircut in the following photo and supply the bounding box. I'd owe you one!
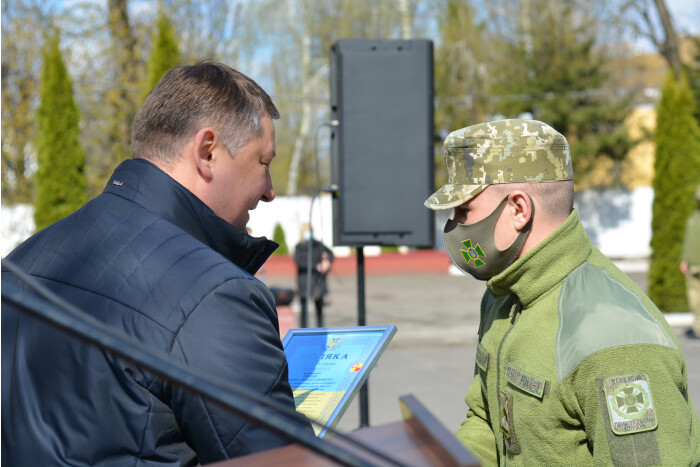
[487,180,574,222]
[131,61,279,164]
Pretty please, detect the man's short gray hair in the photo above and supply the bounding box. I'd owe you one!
[132,61,279,164]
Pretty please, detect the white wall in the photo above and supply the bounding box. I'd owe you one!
[1,204,35,258]
[574,186,653,259]
[246,193,355,256]
[1,187,655,259]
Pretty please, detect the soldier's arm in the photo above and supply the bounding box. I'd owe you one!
[568,344,700,466]
[455,372,499,466]
[456,292,499,465]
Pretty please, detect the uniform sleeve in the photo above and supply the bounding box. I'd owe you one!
[681,217,693,262]
[455,370,499,466]
[567,344,700,466]
[681,216,700,263]
[455,290,499,466]
[167,277,314,463]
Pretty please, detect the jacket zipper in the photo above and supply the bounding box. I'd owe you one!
[497,300,522,466]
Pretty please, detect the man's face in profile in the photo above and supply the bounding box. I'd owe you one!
[208,115,277,230]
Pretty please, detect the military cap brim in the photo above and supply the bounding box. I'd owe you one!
[424,184,486,210]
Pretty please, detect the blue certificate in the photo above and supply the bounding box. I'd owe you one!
[282,325,396,437]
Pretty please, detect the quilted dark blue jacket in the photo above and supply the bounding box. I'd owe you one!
[1,158,312,466]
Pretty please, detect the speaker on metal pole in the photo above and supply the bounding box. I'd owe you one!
[330,39,435,248]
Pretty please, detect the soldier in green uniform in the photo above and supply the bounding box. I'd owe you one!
[425,119,700,466]
[681,186,700,339]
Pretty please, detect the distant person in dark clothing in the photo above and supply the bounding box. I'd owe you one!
[294,224,333,327]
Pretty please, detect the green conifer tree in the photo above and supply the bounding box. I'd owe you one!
[649,72,700,312]
[141,9,180,102]
[492,2,634,187]
[272,223,289,255]
[684,37,700,125]
[433,0,489,189]
[34,31,87,231]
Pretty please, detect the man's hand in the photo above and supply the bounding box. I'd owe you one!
[317,252,332,274]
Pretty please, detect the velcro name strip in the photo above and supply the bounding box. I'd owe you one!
[476,343,489,372]
[505,362,546,399]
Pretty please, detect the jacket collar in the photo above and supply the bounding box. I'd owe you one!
[103,158,277,274]
[487,210,592,307]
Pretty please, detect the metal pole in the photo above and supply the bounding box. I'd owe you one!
[302,232,312,328]
[357,246,369,427]
[302,120,338,329]
[303,194,320,328]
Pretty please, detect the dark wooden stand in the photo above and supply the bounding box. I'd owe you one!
[207,395,479,466]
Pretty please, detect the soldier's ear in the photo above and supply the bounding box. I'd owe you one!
[193,128,216,182]
[509,191,532,231]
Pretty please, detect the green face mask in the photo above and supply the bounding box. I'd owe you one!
[443,195,534,281]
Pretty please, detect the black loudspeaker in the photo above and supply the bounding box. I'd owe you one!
[330,39,435,247]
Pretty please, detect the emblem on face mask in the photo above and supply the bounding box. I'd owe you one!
[460,240,486,268]
[443,194,534,280]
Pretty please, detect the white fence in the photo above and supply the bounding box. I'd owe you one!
[2,187,654,260]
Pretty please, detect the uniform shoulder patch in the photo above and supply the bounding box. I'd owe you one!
[603,372,657,435]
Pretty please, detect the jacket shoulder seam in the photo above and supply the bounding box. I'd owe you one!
[555,262,676,382]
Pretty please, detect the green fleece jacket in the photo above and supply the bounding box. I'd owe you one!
[456,210,700,466]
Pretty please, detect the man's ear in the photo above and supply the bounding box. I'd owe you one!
[192,127,217,182]
[509,191,533,231]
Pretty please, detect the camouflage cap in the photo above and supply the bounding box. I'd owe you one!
[425,119,573,210]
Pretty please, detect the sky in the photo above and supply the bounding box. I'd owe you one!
[635,0,700,51]
[668,0,700,34]
[56,0,700,38]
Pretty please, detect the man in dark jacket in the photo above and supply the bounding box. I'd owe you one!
[2,61,314,466]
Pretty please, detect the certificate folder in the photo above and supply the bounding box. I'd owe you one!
[282,325,396,437]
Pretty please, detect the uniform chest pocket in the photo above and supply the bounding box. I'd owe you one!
[505,361,549,400]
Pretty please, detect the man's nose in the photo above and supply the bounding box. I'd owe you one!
[452,208,466,224]
[262,171,275,202]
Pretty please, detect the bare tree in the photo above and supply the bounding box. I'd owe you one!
[106,0,139,170]
[284,0,313,196]
[1,0,52,204]
[252,0,429,196]
[624,0,683,78]
[398,0,413,39]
